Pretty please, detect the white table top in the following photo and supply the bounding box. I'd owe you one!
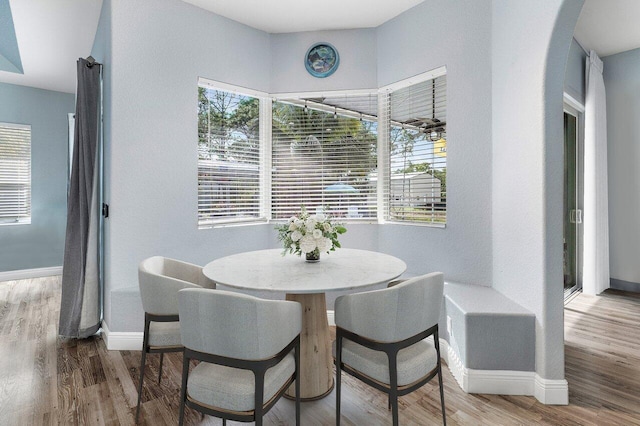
[203,248,407,294]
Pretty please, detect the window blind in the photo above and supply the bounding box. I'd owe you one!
[0,123,31,224]
[382,75,447,224]
[197,85,263,227]
[271,94,378,220]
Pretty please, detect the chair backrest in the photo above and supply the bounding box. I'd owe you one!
[138,256,204,315]
[179,288,302,360]
[162,257,216,289]
[335,272,444,343]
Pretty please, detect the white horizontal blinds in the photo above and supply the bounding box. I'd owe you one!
[385,75,447,224]
[272,94,378,220]
[0,123,31,224]
[197,85,262,226]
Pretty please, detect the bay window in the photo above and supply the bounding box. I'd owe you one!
[197,68,446,226]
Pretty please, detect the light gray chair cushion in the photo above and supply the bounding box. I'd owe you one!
[332,338,437,387]
[187,353,296,412]
[138,256,206,315]
[148,321,182,347]
[335,272,444,343]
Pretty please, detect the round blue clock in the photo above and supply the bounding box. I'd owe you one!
[305,43,340,78]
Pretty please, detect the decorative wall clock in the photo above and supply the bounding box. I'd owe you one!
[305,43,339,78]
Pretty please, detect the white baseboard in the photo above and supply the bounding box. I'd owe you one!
[327,310,335,326]
[440,339,568,405]
[102,321,143,351]
[534,375,569,405]
[101,310,568,405]
[0,266,63,282]
[101,312,339,351]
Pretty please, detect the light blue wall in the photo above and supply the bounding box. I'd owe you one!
[377,0,493,286]
[603,48,640,290]
[270,29,377,93]
[98,0,274,331]
[491,0,582,381]
[95,2,582,385]
[0,82,75,272]
[99,0,498,334]
[564,38,586,104]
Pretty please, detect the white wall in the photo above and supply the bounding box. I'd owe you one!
[604,48,640,289]
[491,0,583,381]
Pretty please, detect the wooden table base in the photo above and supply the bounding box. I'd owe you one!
[285,293,334,400]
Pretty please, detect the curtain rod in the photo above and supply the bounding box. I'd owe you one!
[573,37,589,56]
[85,56,102,68]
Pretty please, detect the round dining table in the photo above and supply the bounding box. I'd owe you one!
[202,248,407,400]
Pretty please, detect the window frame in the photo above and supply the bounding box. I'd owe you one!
[378,66,447,227]
[270,89,380,223]
[0,121,32,226]
[197,68,447,228]
[196,78,270,228]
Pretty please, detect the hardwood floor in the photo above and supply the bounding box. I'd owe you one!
[1,277,639,425]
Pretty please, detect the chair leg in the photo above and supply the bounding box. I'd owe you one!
[437,365,447,426]
[158,352,164,384]
[178,352,190,426]
[135,348,147,423]
[388,352,399,426]
[335,335,342,426]
[136,316,152,424]
[390,395,399,426]
[295,341,301,426]
[254,371,265,426]
[435,329,447,426]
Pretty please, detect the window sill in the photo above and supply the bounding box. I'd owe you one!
[0,220,31,227]
[198,218,268,230]
[382,220,446,229]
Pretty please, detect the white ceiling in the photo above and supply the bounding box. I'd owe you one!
[2,0,640,95]
[0,0,102,94]
[181,0,425,34]
[574,0,640,57]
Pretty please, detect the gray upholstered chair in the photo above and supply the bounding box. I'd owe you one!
[177,288,302,426]
[334,272,446,426]
[136,256,215,423]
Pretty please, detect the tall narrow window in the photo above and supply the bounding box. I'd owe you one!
[0,123,31,225]
[271,94,378,220]
[197,81,264,227]
[382,74,447,224]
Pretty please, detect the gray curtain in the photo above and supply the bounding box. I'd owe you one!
[59,58,101,338]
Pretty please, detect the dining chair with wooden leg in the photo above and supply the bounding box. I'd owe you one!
[334,272,446,426]
[135,256,215,423]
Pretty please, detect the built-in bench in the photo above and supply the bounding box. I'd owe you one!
[108,280,535,378]
[442,282,535,372]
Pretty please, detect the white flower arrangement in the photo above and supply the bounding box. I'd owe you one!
[275,207,346,258]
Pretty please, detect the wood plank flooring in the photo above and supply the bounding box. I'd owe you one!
[1,277,639,425]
